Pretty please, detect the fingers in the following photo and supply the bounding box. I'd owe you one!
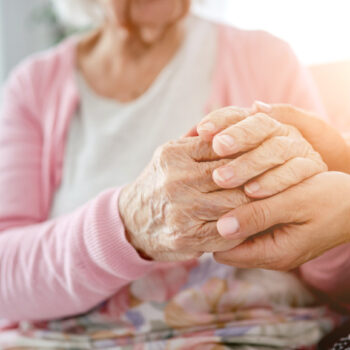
[212,135,311,189]
[193,159,231,192]
[253,101,350,173]
[211,113,290,157]
[172,189,251,253]
[191,189,251,219]
[197,106,252,141]
[253,101,315,126]
[180,137,221,161]
[215,190,302,241]
[214,231,293,270]
[176,221,244,253]
[244,156,327,198]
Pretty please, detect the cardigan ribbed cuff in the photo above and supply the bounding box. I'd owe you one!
[83,188,160,282]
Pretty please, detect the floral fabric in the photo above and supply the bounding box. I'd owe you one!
[0,256,338,349]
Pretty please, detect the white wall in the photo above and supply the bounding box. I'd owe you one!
[194,0,350,65]
[0,1,5,82]
[1,0,350,83]
[0,0,56,82]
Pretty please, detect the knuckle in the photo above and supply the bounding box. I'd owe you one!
[234,123,256,142]
[255,112,282,132]
[219,106,250,119]
[249,203,271,231]
[203,106,248,126]
[280,157,306,183]
[235,156,260,178]
[271,136,299,161]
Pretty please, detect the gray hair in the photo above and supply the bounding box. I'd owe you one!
[51,0,105,28]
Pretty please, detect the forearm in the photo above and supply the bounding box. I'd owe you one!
[0,188,157,322]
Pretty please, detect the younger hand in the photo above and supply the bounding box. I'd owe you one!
[214,172,350,271]
[119,137,250,262]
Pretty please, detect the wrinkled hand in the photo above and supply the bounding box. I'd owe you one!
[253,102,350,173]
[119,137,250,262]
[196,106,327,198]
[214,172,350,271]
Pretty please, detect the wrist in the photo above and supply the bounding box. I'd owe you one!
[118,185,151,260]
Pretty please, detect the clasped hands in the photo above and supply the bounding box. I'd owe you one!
[120,103,350,270]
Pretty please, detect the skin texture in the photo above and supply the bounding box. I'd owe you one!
[252,102,350,173]
[119,137,251,262]
[197,103,350,270]
[78,0,191,102]
[197,106,328,199]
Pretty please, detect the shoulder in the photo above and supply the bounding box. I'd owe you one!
[3,37,77,119]
[216,23,293,59]
[5,37,77,99]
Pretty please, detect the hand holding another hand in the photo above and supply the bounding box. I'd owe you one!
[197,105,327,198]
[213,172,350,271]
[195,102,350,270]
[119,137,250,262]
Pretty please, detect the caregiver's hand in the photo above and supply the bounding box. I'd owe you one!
[214,172,350,271]
[197,106,327,198]
[119,137,251,262]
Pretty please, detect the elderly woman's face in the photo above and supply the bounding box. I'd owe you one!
[100,0,191,43]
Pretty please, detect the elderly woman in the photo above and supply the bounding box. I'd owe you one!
[0,0,347,348]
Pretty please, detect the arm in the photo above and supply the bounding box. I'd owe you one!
[0,70,157,322]
[0,67,252,321]
[197,103,350,302]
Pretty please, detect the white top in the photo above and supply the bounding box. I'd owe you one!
[50,16,217,218]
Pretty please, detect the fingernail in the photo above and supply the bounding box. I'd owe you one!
[213,167,235,182]
[245,182,260,194]
[214,134,235,150]
[197,122,216,134]
[217,217,240,237]
[254,101,272,113]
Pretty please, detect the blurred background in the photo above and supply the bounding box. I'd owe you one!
[0,0,350,130]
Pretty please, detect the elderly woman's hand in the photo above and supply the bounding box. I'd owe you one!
[119,137,250,262]
[197,106,327,199]
[213,171,350,271]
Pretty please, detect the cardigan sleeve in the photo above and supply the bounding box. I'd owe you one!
[0,65,157,322]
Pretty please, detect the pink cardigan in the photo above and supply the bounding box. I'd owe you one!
[0,23,346,322]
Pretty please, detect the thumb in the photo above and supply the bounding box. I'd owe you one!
[253,101,313,125]
[217,191,297,240]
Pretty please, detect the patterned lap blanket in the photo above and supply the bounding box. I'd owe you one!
[0,256,339,350]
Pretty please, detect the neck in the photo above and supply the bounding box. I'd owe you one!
[77,19,186,102]
[87,19,184,65]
